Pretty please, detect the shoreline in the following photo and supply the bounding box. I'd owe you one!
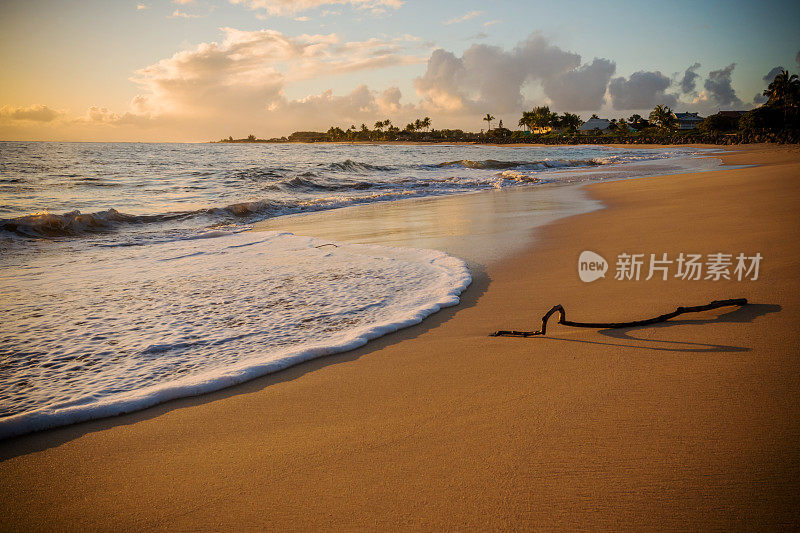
[1,144,798,529]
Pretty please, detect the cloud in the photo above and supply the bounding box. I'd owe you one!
[753,93,768,105]
[137,4,148,10]
[702,63,743,108]
[73,106,157,127]
[7,28,766,141]
[375,86,402,113]
[94,26,426,138]
[444,10,482,25]
[762,65,785,83]
[414,34,588,114]
[679,62,701,94]
[543,58,616,111]
[282,84,410,128]
[174,0,195,3]
[229,0,403,16]
[465,32,487,41]
[796,50,800,69]
[0,104,62,122]
[608,70,677,110]
[483,20,500,27]
[294,15,310,20]
[131,28,423,113]
[169,9,201,18]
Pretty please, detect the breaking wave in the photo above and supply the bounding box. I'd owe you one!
[1,147,715,241]
[1,178,539,238]
[1,209,141,237]
[325,159,395,173]
[434,158,604,170]
[0,231,472,438]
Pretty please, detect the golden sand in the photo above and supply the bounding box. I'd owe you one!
[1,144,798,530]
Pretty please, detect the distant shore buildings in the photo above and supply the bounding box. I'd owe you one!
[578,118,612,134]
[675,112,703,130]
[577,112,707,133]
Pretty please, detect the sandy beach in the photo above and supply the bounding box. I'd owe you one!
[1,144,798,530]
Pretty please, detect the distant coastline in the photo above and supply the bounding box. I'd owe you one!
[216,93,800,146]
[214,130,797,146]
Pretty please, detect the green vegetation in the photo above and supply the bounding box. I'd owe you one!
[649,105,677,129]
[217,69,799,145]
[698,113,738,133]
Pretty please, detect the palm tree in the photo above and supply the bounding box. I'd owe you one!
[764,69,800,123]
[518,111,534,131]
[530,106,555,131]
[649,105,676,129]
[422,117,431,132]
[559,112,582,132]
[483,113,495,131]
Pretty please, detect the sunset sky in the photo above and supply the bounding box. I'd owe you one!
[1,0,798,141]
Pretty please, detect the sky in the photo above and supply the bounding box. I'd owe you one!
[1,0,798,141]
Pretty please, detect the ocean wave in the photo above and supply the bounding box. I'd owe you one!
[0,209,140,237]
[0,191,421,238]
[496,170,540,183]
[0,231,472,439]
[0,150,683,240]
[70,176,118,186]
[325,159,395,173]
[435,158,603,170]
[278,175,376,192]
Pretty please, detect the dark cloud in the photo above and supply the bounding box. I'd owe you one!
[414,34,616,113]
[608,70,677,110]
[542,58,616,111]
[703,63,743,108]
[679,62,701,94]
[753,93,768,105]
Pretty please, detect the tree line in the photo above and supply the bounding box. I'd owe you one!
[218,69,799,144]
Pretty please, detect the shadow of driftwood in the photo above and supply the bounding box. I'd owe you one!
[531,303,781,354]
[0,262,491,462]
[598,303,782,348]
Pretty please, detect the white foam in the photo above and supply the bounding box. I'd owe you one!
[0,231,471,439]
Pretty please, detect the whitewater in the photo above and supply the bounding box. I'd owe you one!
[0,142,723,437]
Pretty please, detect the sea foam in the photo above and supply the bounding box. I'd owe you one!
[0,231,471,439]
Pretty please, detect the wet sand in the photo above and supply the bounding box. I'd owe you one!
[1,144,798,530]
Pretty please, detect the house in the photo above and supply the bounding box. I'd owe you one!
[675,112,703,130]
[578,118,611,134]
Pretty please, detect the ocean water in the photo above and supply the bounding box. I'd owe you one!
[0,142,720,437]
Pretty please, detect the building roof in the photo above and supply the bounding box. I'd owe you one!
[675,112,703,122]
[578,118,611,131]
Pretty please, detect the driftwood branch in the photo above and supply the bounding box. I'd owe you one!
[490,298,748,337]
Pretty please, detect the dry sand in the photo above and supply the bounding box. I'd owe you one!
[1,144,798,530]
